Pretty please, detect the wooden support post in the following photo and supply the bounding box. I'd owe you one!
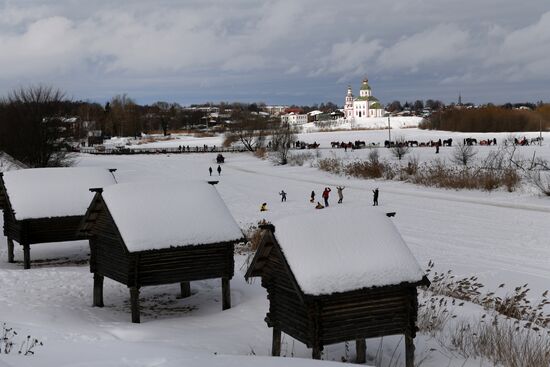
[221,277,231,310]
[179,281,191,298]
[272,327,281,357]
[312,344,322,360]
[7,238,14,263]
[93,274,104,307]
[356,338,366,364]
[22,243,30,269]
[405,332,415,367]
[130,287,141,323]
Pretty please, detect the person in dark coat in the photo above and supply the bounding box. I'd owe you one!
[372,188,379,206]
[322,187,331,207]
[279,190,287,202]
[310,190,315,203]
[217,165,222,176]
[209,167,213,176]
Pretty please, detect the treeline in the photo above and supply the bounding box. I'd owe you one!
[386,99,444,113]
[0,86,294,168]
[421,105,550,132]
[0,87,209,167]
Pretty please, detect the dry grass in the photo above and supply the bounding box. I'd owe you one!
[409,164,521,192]
[417,294,458,336]
[317,157,342,174]
[318,156,521,192]
[254,147,268,159]
[235,224,264,255]
[449,316,550,367]
[425,261,550,328]
[287,151,315,166]
[418,262,550,366]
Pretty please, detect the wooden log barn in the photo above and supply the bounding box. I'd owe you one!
[79,181,244,323]
[0,167,117,269]
[245,207,429,366]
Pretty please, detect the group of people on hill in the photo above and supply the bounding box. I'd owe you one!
[260,186,379,211]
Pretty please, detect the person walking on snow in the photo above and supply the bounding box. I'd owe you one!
[322,187,331,207]
[310,190,315,203]
[217,165,222,176]
[372,188,379,206]
[336,186,345,204]
[209,167,213,176]
[279,190,287,202]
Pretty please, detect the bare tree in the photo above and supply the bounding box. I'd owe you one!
[451,142,478,166]
[108,94,141,137]
[270,122,297,165]
[224,110,275,152]
[390,137,410,160]
[152,101,176,136]
[0,86,74,167]
[528,170,550,196]
[368,148,380,165]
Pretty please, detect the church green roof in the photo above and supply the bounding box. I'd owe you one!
[370,102,382,109]
[360,83,371,90]
[355,95,379,102]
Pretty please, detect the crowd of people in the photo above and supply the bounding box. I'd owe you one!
[260,185,380,211]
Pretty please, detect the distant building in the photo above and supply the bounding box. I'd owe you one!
[264,105,289,115]
[344,77,385,120]
[281,112,308,125]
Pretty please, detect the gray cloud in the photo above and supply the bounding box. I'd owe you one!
[0,0,549,104]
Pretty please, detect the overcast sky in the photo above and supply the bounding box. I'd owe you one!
[1,0,549,106]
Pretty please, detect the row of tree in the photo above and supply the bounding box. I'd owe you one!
[421,105,550,132]
[0,86,298,167]
[386,99,445,113]
[1,85,548,167]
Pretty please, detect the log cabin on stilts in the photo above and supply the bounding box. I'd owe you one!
[245,207,429,366]
[0,167,117,269]
[79,181,244,323]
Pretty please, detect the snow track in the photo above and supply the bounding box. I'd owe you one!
[223,162,550,214]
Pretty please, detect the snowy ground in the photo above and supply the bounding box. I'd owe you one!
[1,128,550,366]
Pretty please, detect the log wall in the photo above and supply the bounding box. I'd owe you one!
[316,286,417,345]
[3,210,21,242]
[137,243,234,287]
[261,246,313,346]
[0,180,6,210]
[25,216,82,244]
[89,205,130,284]
[89,199,235,288]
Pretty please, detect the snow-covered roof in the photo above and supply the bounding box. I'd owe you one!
[271,207,424,296]
[308,110,324,116]
[101,181,243,253]
[2,167,116,220]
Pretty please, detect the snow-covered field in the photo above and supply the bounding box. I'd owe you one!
[1,128,550,366]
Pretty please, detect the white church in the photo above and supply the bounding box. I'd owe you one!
[344,77,385,120]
